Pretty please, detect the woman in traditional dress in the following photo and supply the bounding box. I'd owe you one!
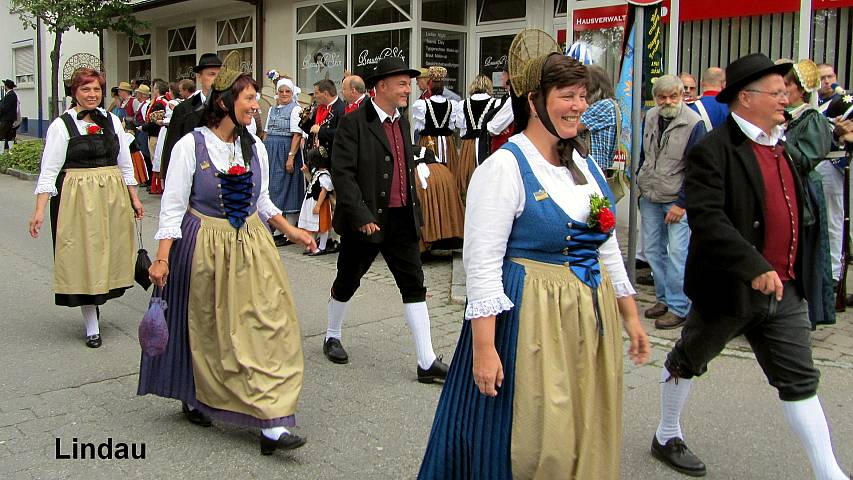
[140,63,316,455]
[264,77,306,246]
[456,74,498,198]
[781,59,836,327]
[419,36,649,480]
[411,67,465,250]
[28,68,144,349]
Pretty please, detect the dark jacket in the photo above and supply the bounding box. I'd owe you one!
[683,115,814,317]
[160,92,205,178]
[330,99,423,244]
[300,97,346,158]
[0,89,17,123]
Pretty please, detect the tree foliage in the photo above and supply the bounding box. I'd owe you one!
[9,0,150,118]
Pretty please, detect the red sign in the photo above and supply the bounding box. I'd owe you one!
[680,0,799,21]
[573,5,629,31]
[627,0,663,4]
[813,0,853,8]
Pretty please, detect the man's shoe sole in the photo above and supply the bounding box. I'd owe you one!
[651,445,707,477]
[655,319,687,330]
[417,375,445,384]
[323,353,349,364]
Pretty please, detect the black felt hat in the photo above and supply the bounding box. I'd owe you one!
[3,79,15,89]
[193,53,223,73]
[364,57,420,88]
[716,53,792,104]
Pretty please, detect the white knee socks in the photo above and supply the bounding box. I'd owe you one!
[261,426,291,440]
[404,302,437,370]
[656,366,693,444]
[318,232,329,251]
[326,298,349,340]
[81,305,99,336]
[782,396,849,480]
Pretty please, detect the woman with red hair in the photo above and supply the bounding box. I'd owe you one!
[28,68,144,348]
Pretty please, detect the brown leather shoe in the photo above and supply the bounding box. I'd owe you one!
[644,302,668,319]
[655,312,687,330]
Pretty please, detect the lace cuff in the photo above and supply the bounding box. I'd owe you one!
[612,280,637,298]
[154,227,183,240]
[464,294,515,320]
[34,184,59,196]
[259,206,282,223]
[123,175,139,186]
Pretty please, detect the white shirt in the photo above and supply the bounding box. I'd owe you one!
[264,102,304,135]
[458,93,494,137]
[487,96,514,135]
[412,95,460,133]
[463,133,635,320]
[155,127,282,239]
[731,112,785,146]
[370,98,401,123]
[34,108,137,196]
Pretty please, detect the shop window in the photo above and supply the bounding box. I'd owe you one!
[169,55,196,81]
[129,34,151,58]
[297,36,347,91]
[478,34,513,97]
[354,0,411,27]
[129,60,152,82]
[217,48,253,74]
[12,43,35,87]
[217,17,253,46]
[352,29,411,78]
[129,34,152,82]
[477,0,525,23]
[422,0,465,25]
[421,29,465,94]
[297,2,348,34]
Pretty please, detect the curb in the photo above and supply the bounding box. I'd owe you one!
[4,167,38,181]
[450,250,466,305]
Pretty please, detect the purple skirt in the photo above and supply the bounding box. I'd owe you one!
[137,211,295,428]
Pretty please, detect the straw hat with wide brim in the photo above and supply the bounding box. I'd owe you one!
[117,81,133,92]
[135,84,151,96]
[508,28,562,96]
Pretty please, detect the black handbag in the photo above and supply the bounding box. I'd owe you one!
[134,219,152,290]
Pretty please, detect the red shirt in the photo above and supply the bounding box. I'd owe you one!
[751,143,799,281]
[315,104,330,125]
[345,95,365,115]
[381,117,408,207]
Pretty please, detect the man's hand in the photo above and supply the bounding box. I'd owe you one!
[833,118,853,143]
[358,223,381,235]
[751,270,784,301]
[310,124,321,135]
[664,205,685,224]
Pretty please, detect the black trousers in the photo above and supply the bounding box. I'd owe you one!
[331,207,427,304]
[666,282,820,401]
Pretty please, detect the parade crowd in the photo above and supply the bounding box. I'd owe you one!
[23,26,853,479]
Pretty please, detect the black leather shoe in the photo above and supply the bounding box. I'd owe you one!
[417,357,449,384]
[85,334,102,348]
[325,239,341,253]
[651,435,706,477]
[323,338,349,364]
[637,272,655,286]
[181,402,212,427]
[259,432,307,455]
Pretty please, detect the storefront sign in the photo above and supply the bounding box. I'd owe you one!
[813,0,853,8]
[352,29,411,78]
[422,29,464,94]
[356,47,407,68]
[296,36,346,92]
[479,34,514,98]
[574,5,629,31]
[680,0,799,21]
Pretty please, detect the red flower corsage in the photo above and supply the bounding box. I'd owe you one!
[86,124,102,135]
[227,165,247,175]
[588,194,615,234]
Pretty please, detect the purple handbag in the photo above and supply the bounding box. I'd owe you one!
[139,287,168,356]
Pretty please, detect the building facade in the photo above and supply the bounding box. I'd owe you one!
[0,0,99,137]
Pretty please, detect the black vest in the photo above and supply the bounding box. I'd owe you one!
[59,111,120,170]
[421,99,454,137]
[461,97,497,139]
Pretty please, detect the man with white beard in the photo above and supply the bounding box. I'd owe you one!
[638,74,706,329]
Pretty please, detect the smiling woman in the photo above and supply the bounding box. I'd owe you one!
[27,67,144,349]
[138,58,317,455]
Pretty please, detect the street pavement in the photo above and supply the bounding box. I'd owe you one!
[0,172,851,479]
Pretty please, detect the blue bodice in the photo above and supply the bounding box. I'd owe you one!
[502,141,615,289]
[266,102,297,137]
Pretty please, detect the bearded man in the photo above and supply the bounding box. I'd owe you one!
[638,74,706,329]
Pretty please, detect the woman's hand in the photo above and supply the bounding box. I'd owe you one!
[284,224,317,252]
[472,343,504,397]
[285,157,295,174]
[28,209,44,238]
[624,318,650,365]
[131,197,145,219]
[148,259,169,288]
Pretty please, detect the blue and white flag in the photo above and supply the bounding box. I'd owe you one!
[614,25,634,175]
[565,41,594,65]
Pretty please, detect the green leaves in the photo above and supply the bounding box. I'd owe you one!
[0,140,44,174]
[10,0,149,37]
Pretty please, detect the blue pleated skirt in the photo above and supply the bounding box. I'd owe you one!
[265,134,304,214]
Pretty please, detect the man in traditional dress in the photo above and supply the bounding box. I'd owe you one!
[159,53,222,179]
[342,75,367,114]
[651,53,849,480]
[324,57,448,383]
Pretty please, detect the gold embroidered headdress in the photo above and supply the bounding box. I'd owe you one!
[508,28,562,96]
[211,51,245,92]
